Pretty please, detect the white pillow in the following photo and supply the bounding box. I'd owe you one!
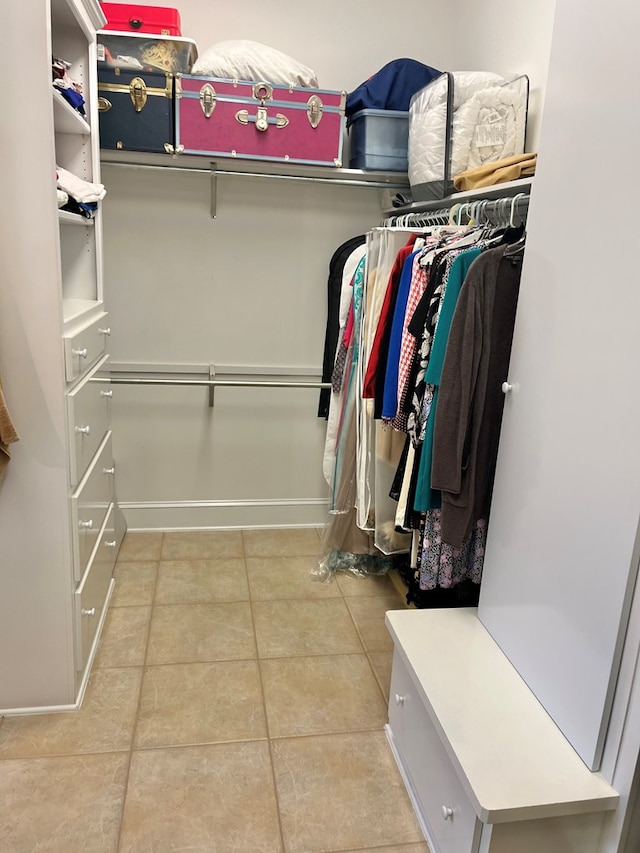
[191,40,318,88]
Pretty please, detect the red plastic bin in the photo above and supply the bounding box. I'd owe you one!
[100,3,182,36]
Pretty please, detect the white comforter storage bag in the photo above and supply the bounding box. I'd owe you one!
[408,71,529,200]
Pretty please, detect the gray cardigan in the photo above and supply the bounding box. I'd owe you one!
[431,245,522,548]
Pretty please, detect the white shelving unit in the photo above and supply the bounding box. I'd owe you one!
[0,0,124,714]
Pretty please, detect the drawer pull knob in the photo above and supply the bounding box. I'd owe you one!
[394,694,405,706]
[103,466,116,475]
[98,327,111,336]
[75,425,91,435]
[79,519,93,530]
[442,806,454,821]
[81,607,96,617]
[100,390,113,398]
[104,540,118,548]
[73,348,88,358]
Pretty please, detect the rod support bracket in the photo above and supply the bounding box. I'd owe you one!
[208,364,215,407]
[210,164,217,218]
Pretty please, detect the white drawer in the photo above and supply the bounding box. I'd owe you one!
[71,432,115,583]
[74,503,118,673]
[389,649,482,853]
[67,355,112,488]
[63,312,110,382]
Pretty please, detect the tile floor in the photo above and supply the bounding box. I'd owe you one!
[0,528,429,853]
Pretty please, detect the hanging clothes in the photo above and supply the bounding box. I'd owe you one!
[318,199,526,602]
[318,234,367,418]
[322,241,368,485]
[318,253,400,578]
[381,246,427,422]
[412,247,483,513]
[356,229,413,532]
[362,234,420,417]
[432,244,523,547]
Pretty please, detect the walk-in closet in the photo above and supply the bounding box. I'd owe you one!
[2,1,640,851]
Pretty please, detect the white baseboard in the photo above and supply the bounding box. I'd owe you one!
[0,702,79,716]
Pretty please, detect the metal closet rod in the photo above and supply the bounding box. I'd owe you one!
[109,376,331,389]
[97,365,331,407]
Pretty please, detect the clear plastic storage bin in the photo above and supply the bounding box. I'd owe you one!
[348,109,409,172]
[408,71,529,199]
[97,30,198,74]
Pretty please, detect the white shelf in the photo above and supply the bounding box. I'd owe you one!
[58,209,95,226]
[384,177,533,216]
[100,149,411,189]
[385,608,618,824]
[53,88,91,135]
[63,297,101,325]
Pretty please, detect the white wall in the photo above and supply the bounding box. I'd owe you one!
[103,1,557,530]
[174,0,454,91]
[443,0,556,151]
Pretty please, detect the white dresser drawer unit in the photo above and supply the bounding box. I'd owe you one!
[71,431,115,582]
[63,312,111,382]
[384,609,619,853]
[74,502,118,675]
[389,650,481,853]
[67,354,112,488]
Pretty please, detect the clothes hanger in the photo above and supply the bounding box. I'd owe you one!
[503,193,529,257]
[510,192,528,227]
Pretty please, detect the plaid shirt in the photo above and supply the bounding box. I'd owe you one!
[386,249,431,429]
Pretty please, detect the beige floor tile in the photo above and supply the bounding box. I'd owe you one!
[111,561,158,607]
[0,668,141,758]
[368,651,395,701]
[345,594,406,652]
[272,731,424,853]
[253,598,363,658]
[93,606,151,668]
[155,557,249,604]
[147,602,256,664]
[261,654,387,738]
[387,567,411,602]
[134,660,266,748]
[0,752,128,852]
[117,531,163,562]
[161,530,244,560]
[336,570,402,597]
[243,527,321,557]
[119,742,283,853]
[247,555,342,601]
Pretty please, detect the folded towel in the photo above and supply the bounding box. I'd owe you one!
[56,166,106,203]
[0,380,19,481]
[453,152,537,191]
